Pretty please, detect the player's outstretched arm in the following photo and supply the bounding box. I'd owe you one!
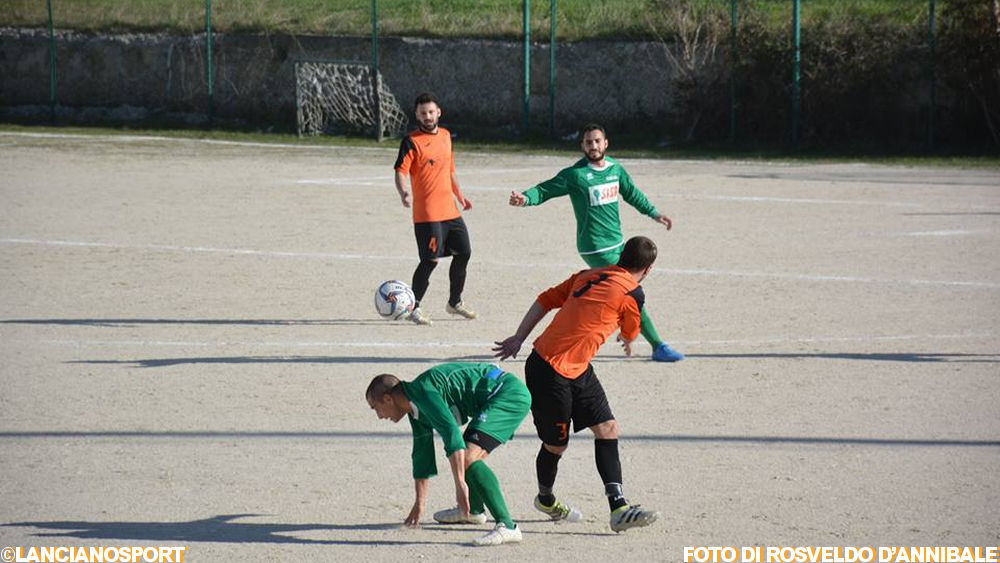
[404,478,430,527]
[508,190,527,207]
[652,211,673,230]
[493,301,547,359]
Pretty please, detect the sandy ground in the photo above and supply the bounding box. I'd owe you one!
[1,131,998,562]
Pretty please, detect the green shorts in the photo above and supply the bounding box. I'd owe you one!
[581,246,622,268]
[465,373,531,451]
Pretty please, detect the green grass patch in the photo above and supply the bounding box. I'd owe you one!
[4,0,935,40]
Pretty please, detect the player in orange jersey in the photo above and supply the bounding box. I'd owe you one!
[394,92,477,326]
[493,235,661,533]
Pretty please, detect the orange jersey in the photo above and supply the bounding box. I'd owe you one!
[532,266,645,379]
[394,127,461,223]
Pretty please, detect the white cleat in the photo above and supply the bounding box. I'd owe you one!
[533,497,583,522]
[408,307,433,326]
[472,523,522,546]
[609,504,659,532]
[445,301,478,319]
[432,507,488,525]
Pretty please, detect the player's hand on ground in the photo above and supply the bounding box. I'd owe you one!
[492,336,523,360]
[404,503,423,528]
[653,212,672,230]
[508,190,527,207]
[617,333,634,357]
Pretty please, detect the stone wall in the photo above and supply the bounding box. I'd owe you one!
[0,28,680,135]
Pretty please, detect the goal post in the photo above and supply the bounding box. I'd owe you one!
[294,60,409,141]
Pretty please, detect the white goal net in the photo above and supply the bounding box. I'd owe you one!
[295,61,409,140]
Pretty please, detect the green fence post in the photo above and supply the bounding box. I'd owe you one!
[791,0,801,147]
[372,0,382,141]
[729,0,738,145]
[926,0,935,150]
[549,0,556,137]
[46,0,56,122]
[523,0,530,135]
[205,0,214,126]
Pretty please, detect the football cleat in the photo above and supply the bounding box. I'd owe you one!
[445,301,478,319]
[472,523,522,546]
[609,504,659,532]
[432,507,488,525]
[533,496,583,522]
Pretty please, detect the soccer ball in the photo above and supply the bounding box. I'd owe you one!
[374,280,416,320]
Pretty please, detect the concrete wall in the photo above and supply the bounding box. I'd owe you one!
[0,28,680,135]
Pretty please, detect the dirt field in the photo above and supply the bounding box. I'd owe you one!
[1,131,998,562]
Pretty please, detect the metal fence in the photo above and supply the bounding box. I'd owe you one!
[9,0,996,150]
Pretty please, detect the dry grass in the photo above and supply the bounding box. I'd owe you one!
[3,0,932,40]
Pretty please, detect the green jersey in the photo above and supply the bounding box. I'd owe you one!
[522,156,659,256]
[402,362,515,479]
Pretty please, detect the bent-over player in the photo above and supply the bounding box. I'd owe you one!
[493,235,661,533]
[366,362,530,546]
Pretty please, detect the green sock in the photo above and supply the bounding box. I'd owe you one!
[639,307,664,348]
[466,460,514,529]
[469,475,485,515]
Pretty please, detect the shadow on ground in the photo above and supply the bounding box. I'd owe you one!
[3,514,451,546]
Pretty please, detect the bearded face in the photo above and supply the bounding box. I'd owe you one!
[581,130,608,163]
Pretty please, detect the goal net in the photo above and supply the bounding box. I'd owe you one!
[295,61,409,140]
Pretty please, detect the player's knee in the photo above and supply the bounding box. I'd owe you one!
[464,442,490,466]
[543,443,567,456]
[591,419,618,439]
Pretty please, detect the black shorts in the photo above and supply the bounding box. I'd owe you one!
[413,217,472,261]
[463,427,502,453]
[525,349,614,446]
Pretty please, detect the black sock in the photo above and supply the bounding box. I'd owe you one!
[536,444,561,505]
[448,252,470,306]
[595,438,628,511]
[411,259,437,306]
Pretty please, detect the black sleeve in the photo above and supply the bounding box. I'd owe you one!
[627,286,646,312]
[393,135,414,169]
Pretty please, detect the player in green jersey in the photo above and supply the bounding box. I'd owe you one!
[508,123,684,363]
[365,362,531,546]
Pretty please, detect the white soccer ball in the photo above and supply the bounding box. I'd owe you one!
[374,280,416,320]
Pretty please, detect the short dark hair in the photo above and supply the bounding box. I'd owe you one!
[617,236,657,271]
[414,92,440,110]
[366,373,401,402]
[581,123,606,137]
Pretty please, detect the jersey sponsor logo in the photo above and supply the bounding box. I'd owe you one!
[588,181,619,207]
